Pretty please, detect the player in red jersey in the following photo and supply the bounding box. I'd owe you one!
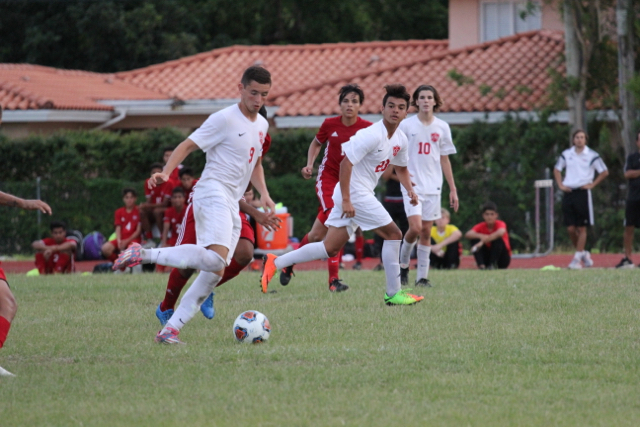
[154,107,279,325]
[155,187,187,273]
[32,221,77,274]
[0,189,52,377]
[140,163,172,240]
[280,84,372,292]
[101,188,142,264]
[178,167,198,203]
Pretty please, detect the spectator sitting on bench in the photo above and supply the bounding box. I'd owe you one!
[178,167,198,203]
[465,201,511,270]
[32,221,76,274]
[101,188,142,263]
[430,208,462,269]
[140,163,171,240]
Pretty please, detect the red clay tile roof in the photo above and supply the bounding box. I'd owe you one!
[0,64,168,111]
[116,40,449,100]
[271,31,565,116]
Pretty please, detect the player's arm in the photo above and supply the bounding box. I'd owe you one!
[151,139,199,188]
[582,169,609,190]
[301,138,323,179]
[441,155,459,212]
[394,165,418,206]
[432,230,463,253]
[115,225,122,249]
[553,168,571,192]
[381,165,398,182]
[250,158,275,213]
[338,156,355,218]
[465,228,486,241]
[31,240,47,252]
[0,191,52,214]
[239,199,281,231]
[625,169,640,179]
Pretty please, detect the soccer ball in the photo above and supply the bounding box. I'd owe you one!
[233,310,271,343]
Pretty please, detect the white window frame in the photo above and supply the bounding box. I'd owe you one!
[480,0,542,43]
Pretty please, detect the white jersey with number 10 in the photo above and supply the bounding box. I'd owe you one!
[399,115,456,195]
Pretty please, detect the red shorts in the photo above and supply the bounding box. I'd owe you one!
[316,206,333,225]
[176,204,255,247]
[315,176,337,213]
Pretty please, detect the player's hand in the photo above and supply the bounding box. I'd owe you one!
[261,195,276,214]
[301,166,313,180]
[255,211,282,231]
[341,200,355,218]
[408,191,419,206]
[118,240,128,251]
[20,199,52,214]
[471,242,483,253]
[449,190,459,212]
[149,172,170,188]
[581,183,594,190]
[559,184,572,192]
[432,243,443,253]
[43,249,53,259]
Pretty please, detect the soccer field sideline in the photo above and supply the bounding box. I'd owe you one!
[0,253,629,274]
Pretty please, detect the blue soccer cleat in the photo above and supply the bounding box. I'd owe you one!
[200,292,215,319]
[155,303,174,326]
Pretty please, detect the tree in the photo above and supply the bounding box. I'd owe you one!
[616,0,637,158]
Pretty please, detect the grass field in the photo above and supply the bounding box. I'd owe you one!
[1,268,639,426]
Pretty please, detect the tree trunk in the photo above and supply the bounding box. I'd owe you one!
[564,2,588,138]
[616,0,637,158]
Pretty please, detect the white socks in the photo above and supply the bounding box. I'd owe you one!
[166,271,221,332]
[416,245,431,281]
[399,237,417,269]
[274,242,329,270]
[382,240,402,297]
[142,245,226,272]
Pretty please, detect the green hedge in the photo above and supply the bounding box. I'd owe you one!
[0,120,634,255]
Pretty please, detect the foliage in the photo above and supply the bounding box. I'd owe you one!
[0,0,447,73]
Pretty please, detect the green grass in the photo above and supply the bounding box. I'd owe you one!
[1,268,639,426]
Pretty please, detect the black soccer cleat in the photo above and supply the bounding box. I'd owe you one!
[400,267,409,286]
[415,278,432,287]
[328,278,349,292]
[279,265,295,286]
[352,261,362,270]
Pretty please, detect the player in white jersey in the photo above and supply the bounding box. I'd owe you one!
[398,85,458,287]
[114,66,276,344]
[554,129,608,269]
[261,85,424,306]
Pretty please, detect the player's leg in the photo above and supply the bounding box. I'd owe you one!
[442,242,461,269]
[34,252,47,274]
[53,252,73,274]
[374,221,424,306]
[619,199,640,267]
[0,266,17,376]
[400,214,421,272]
[487,238,510,269]
[469,239,486,269]
[139,204,154,240]
[353,227,364,270]
[101,240,118,262]
[415,220,435,287]
[152,207,167,239]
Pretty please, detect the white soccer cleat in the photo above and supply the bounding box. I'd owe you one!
[0,365,15,377]
[568,258,582,270]
[581,251,594,268]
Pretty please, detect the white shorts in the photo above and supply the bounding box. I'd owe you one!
[403,193,442,221]
[193,195,240,264]
[325,193,392,236]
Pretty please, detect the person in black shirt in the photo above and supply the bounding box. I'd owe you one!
[616,131,640,268]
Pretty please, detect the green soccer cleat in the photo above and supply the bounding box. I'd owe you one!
[384,289,424,306]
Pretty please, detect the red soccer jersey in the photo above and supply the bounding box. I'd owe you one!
[114,206,141,242]
[179,178,199,204]
[163,205,186,246]
[145,178,172,205]
[471,220,512,255]
[315,116,372,184]
[41,237,77,248]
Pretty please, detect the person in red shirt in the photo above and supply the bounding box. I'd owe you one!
[156,187,187,273]
[101,188,142,263]
[280,84,372,292]
[140,163,172,239]
[465,201,511,269]
[178,167,198,203]
[31,221,77,274]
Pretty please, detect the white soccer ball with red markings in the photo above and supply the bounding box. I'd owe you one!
[233,310,271,343]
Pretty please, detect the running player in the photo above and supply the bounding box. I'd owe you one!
[554,129,608,269]
[280,84,372,292]
[0,190,52,377]
[262,84,424,306]
[398,85,458,287]
[114,66,274,344]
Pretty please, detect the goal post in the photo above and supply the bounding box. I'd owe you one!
[512,178,554,259]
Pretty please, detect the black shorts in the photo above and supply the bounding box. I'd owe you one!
[562,189,593,227]
[624,199,640,227]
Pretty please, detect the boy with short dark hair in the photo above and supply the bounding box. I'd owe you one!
[32,221,77,274]
[465,202,511,269]
[160,187,187,249]
[101,188,142,262]
[140,163,172,239]
[178,167,198,203]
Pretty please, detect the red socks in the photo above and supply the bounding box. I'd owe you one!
[216,258,245,288]
[328,253,340,283]
[160,268,189,311]
[299,234,309,248]
[0,316,10,349]
[355,235,364,262]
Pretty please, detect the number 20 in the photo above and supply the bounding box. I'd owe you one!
[375,159,390,172]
